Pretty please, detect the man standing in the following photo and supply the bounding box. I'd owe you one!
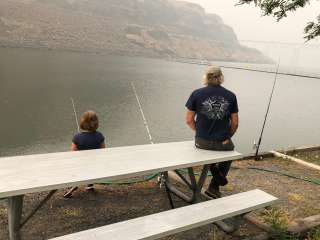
[185,65,239,198]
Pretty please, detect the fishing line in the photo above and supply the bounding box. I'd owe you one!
[131,81,154,144]
[70,97,80,132]
[254,60,280,160]
[130,82,170,191]
[64,97,81,197]
[171,58,320,80]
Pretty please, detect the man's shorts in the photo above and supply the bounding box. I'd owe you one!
[195,137,235,151]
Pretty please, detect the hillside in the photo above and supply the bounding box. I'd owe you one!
[0,0,271,62]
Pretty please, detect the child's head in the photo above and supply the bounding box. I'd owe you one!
[80,111,99,132]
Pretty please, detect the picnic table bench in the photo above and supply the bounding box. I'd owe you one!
[0,141,276,240]
[51,189,277,240]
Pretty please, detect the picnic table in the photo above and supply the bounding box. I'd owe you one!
[0,141,276,240]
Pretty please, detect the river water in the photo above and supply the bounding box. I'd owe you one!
[0,47,320,157]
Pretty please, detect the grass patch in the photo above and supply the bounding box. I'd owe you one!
[261,207,298,240]
[208,225,225,240]
[0,208,7,217]
[307,228,320,240]
[291,151,320,166]
[288,193,304,202]
[63,208,82,217]
[262,207,290,230]
[260,208,320,240]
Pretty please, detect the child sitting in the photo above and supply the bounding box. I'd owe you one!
[64,110,106,198]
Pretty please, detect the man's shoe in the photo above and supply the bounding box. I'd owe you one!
[205,187,222,199]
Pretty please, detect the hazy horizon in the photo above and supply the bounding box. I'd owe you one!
[185,0,320,45]
[183,0,320,69]
[1,0,319,69]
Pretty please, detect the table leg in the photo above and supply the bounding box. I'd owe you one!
[194,164,210,202]
[8,195,24,240]
[165,165,210,204]
[188,165,210,203]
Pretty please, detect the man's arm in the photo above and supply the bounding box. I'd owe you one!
[186,110,196,131]
[230,113,239,137]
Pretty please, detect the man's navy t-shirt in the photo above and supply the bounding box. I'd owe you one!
[186,85,238,141]
[72,131,105,150]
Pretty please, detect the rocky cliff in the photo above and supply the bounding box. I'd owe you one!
[0,0,271,62]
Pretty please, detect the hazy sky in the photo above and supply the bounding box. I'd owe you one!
[185,0,320,44]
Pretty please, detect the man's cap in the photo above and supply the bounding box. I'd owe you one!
[206,65,222,77]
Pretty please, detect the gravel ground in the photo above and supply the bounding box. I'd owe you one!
[225,157,320,219]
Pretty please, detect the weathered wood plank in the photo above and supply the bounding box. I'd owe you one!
[50,189,277,240]
[0,141,242,198]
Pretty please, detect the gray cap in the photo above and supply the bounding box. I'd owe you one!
[206,65,222,77]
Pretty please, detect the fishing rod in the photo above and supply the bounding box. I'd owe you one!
[70,97,80,132]
[131,81,154,144]
[130,81,174,207]
[254,60,280,160]
[171,58,320,80]
[64,97,80,198]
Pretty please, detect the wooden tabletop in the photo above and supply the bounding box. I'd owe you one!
[0,141,242,198]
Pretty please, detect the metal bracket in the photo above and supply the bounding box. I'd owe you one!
[164,166,242,234]
[20,190,57,229]
[7,190,57,240]
[164,165,210,204]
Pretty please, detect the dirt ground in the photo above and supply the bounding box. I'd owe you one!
[0,156,319,240]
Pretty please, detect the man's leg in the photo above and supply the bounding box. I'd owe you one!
[218,161,232,182]
[206,140,234,198]
[195,138,235,198]
[206,161,232,198]
[206,164,223,198]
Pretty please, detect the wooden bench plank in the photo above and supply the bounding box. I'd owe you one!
[50,189,277,240]
[0,141,241,198]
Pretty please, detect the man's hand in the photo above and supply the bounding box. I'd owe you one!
[230,113,239,137]
[186,110,196,131]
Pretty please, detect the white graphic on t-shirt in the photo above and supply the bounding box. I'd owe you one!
[201,96,230,120]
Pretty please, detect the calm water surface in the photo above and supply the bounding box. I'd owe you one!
[0,47,320,157]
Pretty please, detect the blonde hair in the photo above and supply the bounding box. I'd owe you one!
[80,111,99,132]
[203,66,224,86]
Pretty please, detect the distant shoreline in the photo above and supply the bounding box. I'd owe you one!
[0,44,273,65]
[1,45,319,79]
